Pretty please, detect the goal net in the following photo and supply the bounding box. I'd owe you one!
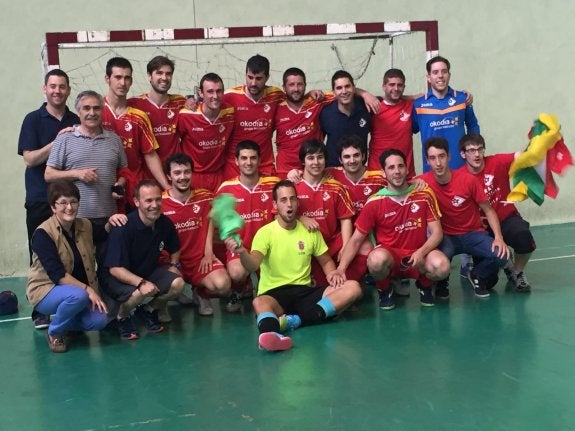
[43,21,438,101]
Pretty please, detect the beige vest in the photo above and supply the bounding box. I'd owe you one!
[27,215,99,306]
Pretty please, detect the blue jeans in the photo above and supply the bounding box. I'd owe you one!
[35,285,108,336]
[440,231,508,279]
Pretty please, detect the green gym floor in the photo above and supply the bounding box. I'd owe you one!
[1,223,575,431]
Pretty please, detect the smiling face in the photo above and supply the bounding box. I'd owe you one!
[339,146,364,176]
[149,65,173,94]
[333,77,355,107]
[303,151,326,180]
[200,79,224,113]
[382,154,408,191]
[44,75,71,110]
[51,195,79,228]
[134,184,163,225]
[236,148,260,178]
[167,162,192,193]
[77,95,103,130]
[382,77,405,104]
[427,61,451,95]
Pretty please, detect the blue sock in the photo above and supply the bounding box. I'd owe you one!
[316,296,336,318]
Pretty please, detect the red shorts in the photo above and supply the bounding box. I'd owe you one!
[370,245,432,289]
[181,257,226,286]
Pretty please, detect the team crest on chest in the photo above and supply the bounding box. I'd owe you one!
[322,192,331,201]
[219,124,226,133]
[193,204,200,213]
[167,109,175,119]
[363,186,373,196]
[298,241,305,254]
[359,118,367,128]
[448,97,456,106]
[263,104,271,113]
[305,111,312,119]
[484,174,494,187]
[400,111,410,122]
[261,193,269,202]
[124,122,133,132]
[410,202,420,213]
[451,195,466,207]
[158,240,165,251]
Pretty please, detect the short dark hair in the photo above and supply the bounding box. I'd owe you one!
[459,133,486,152]
[235,140,261,158]
[299,139,328,164]
[48,180,80,207]
[379,149,407,170]
[246,54,270,76]
[147,56,175,74]
[383,68,405,84]
[282,67,306,85]
[44,69,70,86]
[424,136,450,156]
[331,70,354,90]
[164,152,194,175]
[199,72,224,92]
[272,179,296,201]
[426,56,451,74]
[134,179,161,199]
[337,135,367,164]
[106,57,133,76]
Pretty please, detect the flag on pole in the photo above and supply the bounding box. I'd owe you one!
[507,113,572,205]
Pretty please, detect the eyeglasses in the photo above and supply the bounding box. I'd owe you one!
[464,147,485,155]
[54,200,79,208]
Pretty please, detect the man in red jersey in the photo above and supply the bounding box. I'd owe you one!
[337,149,450,309]
[216,140,280,312]
[274,67,335,177]
[178,73,235,192]
[129,56,186,165]
[222,55,284,180]
[295,139,368,285]
[162,153,231,317]
[419,137,510,299]
[101,57,169,197]
[369,68,417,178]
[459,133,535,292]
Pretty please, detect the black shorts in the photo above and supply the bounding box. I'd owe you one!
[263,284,327,315]
[500,215,536,254]
[104,267,180,303]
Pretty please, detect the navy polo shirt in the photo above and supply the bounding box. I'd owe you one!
[319,97,371,167]
[17,103,80,203]
[104,210,180,279]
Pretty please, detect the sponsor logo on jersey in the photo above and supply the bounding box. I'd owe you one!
[298,194,310,199]
[429,117,459,128]
[153,125,169,134]
[394,218,422,232]
[163,210,176,215]
[286,125,309,136]
[303,209,326,218]
[240,120,266,128]
[192,127,204,132]
[198,138,222,148]
[174,218,201,230]
[451,195,466,207]
[385,211,397,218]
[420,102,433,107]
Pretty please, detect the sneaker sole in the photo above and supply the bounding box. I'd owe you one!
[420,301,435,307]
[34,323,50,330]
[379,304,396,311]
[258,333,292,351]
[474,291,490,298]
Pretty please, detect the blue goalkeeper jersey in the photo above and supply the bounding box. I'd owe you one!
[412,87,480,172]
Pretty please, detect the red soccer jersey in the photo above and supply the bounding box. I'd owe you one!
[128,94,186,164]
[222,86,285,178]
[356,188,441,254]
[177,104,235,173]
[216,176,279,250]
[101,100,158,184]
[329,167,387,215]
[466,153,519,222]
[161,188,213,266]
[274,94,335,176]
[295,178,355,243]
[369,98,415,178]
[420,169,487,235]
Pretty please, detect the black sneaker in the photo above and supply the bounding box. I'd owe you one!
[434,279,450,299]
[503,263,517,284]
[515,272,531,293]
[117,316,139,340]
[417,282,435,307]
[378,289,395,310]
[468,271,490,298]
[32,311,50,330]
[134,305,164,333]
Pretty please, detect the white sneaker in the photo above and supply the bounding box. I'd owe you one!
[193,290,214,316]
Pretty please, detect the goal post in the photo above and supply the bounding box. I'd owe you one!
[43,20,438,99]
